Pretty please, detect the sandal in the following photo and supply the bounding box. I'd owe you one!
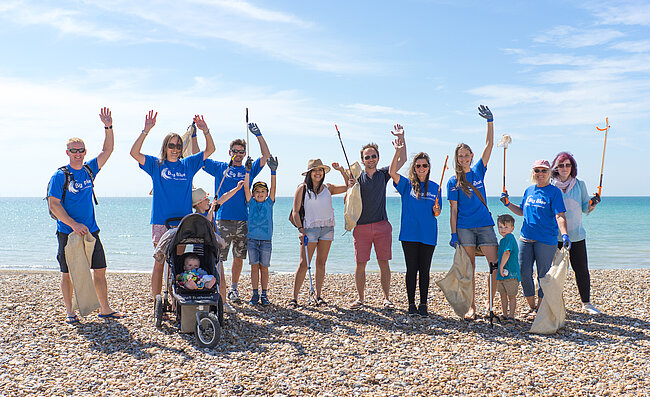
[463,310,477,321]
[383,300,395,310]
[349,300,364,310]
[65,315,80,325]
[287,299,298,309]
[524,307,537,321]
[315,297,328,307]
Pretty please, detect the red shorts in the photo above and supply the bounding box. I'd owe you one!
[352,220,392,263]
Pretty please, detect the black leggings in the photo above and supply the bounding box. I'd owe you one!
[557,239,591,303]
[401,241,436,306]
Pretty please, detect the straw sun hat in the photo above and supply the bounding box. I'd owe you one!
[301,159,331,176]
[192,188,209,207]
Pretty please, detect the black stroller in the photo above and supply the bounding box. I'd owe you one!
[154,213,224,348]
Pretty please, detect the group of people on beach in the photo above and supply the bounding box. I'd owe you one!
[47,105,601,325]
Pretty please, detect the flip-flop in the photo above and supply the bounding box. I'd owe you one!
[66,315,80,324]
[98,311,126,319]
[463,311,477,321]
[315,297,328,307]
[287,299,298,309]
[383,300,395,310]
[349,300,364,310]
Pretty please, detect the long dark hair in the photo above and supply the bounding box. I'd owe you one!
[550,151,578,180]
[454,143,473,197]
[408,152,431,199]
[303,170,325,199]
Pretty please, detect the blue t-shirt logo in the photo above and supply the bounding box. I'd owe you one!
[160,167,187,181]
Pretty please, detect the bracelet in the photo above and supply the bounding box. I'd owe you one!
[141,129,148,135]
[104,125,112,130]
[271,171,276,175]
[487,118,493,123]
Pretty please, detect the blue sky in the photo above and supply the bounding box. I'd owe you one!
[2,0,648,197]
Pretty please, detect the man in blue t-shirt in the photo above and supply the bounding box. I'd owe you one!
[196,122,270,304]
[46,107,124,324]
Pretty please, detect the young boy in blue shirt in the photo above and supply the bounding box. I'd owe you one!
[244,156,278,306]
[496,214,520,322]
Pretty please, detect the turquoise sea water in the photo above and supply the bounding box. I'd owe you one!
[2,197,649,274]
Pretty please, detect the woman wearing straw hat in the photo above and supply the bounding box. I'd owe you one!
[550,152,601,314]
[288,159,350,308]
[501,159,570,320]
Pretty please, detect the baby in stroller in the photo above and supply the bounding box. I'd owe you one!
[177,253,216,290]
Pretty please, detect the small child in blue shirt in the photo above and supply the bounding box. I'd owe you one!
[496,214,521,322]
[244,156,278,306]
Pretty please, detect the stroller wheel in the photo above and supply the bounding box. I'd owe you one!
[154,295,163,329]
[195,312,221,348]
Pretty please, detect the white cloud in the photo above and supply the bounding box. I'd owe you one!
[610,39,650,52]
[534,25,624,48]
[192,0,311,27]
[590,1,650,26]
[344,103,425,116]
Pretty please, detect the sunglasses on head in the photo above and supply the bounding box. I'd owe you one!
[364,154,378,160]
[557,163,571,169]
[231,149,246,154]
[534,169,549,173]
[415,163,429,169]
[167,143,183,150]
[68,148,86,153]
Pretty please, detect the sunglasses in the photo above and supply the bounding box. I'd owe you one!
[534,169,549,173]
[415,163,429,169]
[68,148,86,153]
[167,143,183,150]
[363,154,378,160]
[557,163,571,169]
[231,149,246,154]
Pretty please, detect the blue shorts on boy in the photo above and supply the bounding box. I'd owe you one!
[247,197,274,266]
[497,233,520,281]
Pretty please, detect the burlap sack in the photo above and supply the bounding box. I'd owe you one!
[65,233,101,317]
[529,248,570,335]
[344,162,363,232]
[436,246,473,317]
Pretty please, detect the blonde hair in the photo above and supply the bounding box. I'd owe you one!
[529,168,551,184]
[408,152,431,199]
[454,143,473,197]
[66,137,85,148]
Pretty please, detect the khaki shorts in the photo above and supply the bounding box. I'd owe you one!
[497,278,519,296]
[216,220,248,261]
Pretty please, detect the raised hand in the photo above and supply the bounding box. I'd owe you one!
[500,191,510,206]
[267,156,278,172]
[332,162,343,171]
[392,138,404,150]
[236,180,245,189]
[99,107,112,127]
[391,124,405,144]
[193,115,209,133]
[144,110,157,133]
[248,123,262,137]
[478,105,493,122]
[245,156,253,172]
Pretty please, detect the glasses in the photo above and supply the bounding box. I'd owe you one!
[534,169,549,173]
[68,148,86,153]
[557,163,571,169]
[231,149,246,154]
[167,143,183,150]
[415,163,429,169]
[363,154,378,160]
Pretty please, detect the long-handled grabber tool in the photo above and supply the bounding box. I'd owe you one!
[303,235,315,305]
[434,155,449,210]
[591,118,611,206]
[488,261,500,328]
[497,134,512,203]
[245,108,250,155]
[334,124,353,173]
[215,154,236,198]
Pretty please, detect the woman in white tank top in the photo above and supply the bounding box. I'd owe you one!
[288,159,351,308]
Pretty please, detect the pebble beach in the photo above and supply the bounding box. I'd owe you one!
[1,268,649,396]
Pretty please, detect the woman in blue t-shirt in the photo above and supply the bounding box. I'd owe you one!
[501,159,570,320]
[130,110,215,297]
[388,130,440,317]
[447,105,498,320]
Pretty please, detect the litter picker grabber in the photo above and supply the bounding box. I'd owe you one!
[334,125,353,174]
[245,108,249,156]
[434,155,449,209]
[488,261,500,328]
[591,118,611,206]
[497,134,512,203]
[215,155,236,198]
[303,235,316,305]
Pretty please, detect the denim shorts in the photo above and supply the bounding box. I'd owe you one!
[305,226,334,243]
[248,239,272,267]
[457,225,498,247]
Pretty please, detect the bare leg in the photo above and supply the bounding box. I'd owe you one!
[61,273,74,316]
[293,243,317,300]
[251,264,260,291]
[355,261,367,302]
[93,268,120,315]
[378,259,391,301]
[508,295,517,318]
[218,262,227,303]
[314,240,332,298]
[260,266,269,290]
[525,295,537,310]
[231,257,244,284]
[151,259,164,298]
[499,291,508,316]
